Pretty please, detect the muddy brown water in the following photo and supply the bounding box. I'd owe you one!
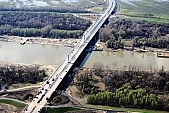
[0,41,169,70]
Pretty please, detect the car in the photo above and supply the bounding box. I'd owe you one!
[3,89,7,91]
[45,89,48,91]
[38,109,41,113]
[37,91,42,95]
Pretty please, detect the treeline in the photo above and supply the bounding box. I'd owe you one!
[99,17,169,49]
[87,85,169,111]
[0,12,91,38]
[9,28,83,38]
[0,6,90,13]
[73,62,169,111]
[0,64,47,86]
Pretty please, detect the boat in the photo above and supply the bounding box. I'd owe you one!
[157,52,169,58]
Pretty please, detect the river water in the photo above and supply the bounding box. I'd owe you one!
[0,41,169,70]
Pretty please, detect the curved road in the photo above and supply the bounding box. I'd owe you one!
[0,85,41,93]
[24,0,117,112]
[0,97,29,105]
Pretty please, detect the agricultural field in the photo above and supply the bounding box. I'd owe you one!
[0,0,105,13]
[119,0,169,23]
[1,0,168,23]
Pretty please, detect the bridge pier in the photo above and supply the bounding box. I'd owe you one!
[111,0,118,15]
[104,18,109,25]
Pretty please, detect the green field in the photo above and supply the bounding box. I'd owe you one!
[86,105,169,113]
[0,99,26,108]
[119,0,169,23]
[0,0,168,23]
[0,0,103,10]
[47,107,81,113]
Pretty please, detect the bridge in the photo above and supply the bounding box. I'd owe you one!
[24,0,117,112]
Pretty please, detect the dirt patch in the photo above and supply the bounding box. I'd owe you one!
[92,73,105,91]
[68,85,87,105]
[94,82,105,91]
[92,74,102,81]
[69,86,84,98]
[50,95,70,106]
[0,103,20,113]
[40,65,57,76]
[0,88,39,102]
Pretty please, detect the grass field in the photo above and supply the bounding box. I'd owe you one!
[0,99,26,108]
[0,0,102,10]
[47,107,81,113]
[0,0,168,23]
[119,0,169,23]
[85,105,169,113]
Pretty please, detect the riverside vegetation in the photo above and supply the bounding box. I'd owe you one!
[0,64,47,88]
[99,17,169,50]
[0,3,169,112]
[72,62,169,112]
[0,12,91,38]
[1,12,169,50]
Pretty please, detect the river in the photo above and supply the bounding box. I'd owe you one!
[0,41,169,70]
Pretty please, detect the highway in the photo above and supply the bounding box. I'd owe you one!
[23,0,117,112]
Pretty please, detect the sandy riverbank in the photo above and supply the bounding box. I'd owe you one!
[2,35,168,53]
[1,35,104,50]
[3,35,81,47]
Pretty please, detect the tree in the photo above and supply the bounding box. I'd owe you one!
[93,62,104,77]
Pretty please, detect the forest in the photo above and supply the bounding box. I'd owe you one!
[0,64,47,87]
[0,7,90,13]
[1,12,169,49]
[72,63,169,111]
[99,17,169,49]
[0,12,91,38]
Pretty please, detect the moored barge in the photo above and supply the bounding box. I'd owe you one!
[157,52,169,58]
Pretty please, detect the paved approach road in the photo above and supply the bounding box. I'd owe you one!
[24,0,117,112]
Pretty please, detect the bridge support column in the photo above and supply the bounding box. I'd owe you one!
[67,54,69,62]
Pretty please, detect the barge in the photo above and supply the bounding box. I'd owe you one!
[157,52,169,58]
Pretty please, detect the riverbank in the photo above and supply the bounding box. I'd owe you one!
[2,35,81,47]
[1,35,168,53]
[0,62,56,89]
[0,61,56,75]
[1,35,105,50]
